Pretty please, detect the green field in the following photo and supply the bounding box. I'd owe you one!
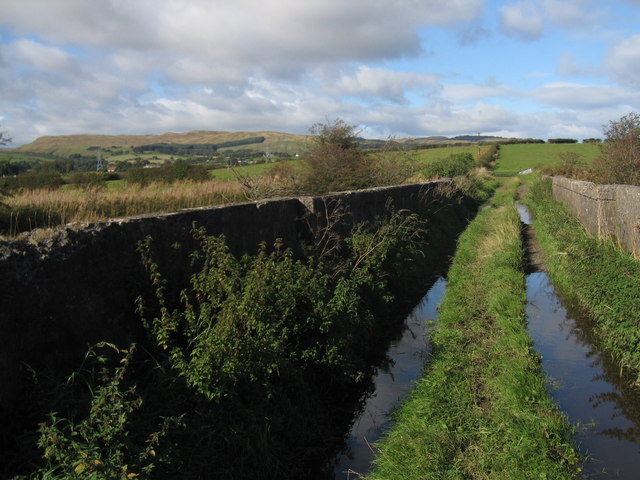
[413,145,490,165]
[208,159,302,181]
[208,145,490,182]
[495,143,600,176]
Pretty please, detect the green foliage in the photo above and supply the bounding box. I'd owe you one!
[548,138,578,144]
[13,202,448,479]
[476,142,499,168]
[124,161,209,186]
[14,344,180,480]
[300,119,371,193]
[131,137,265,155]
[4,170,65,191]
[590,111,640,185]
[422,152,475,178]
[453,168,501,203]
[298,119,418,194]
[67,172,111,189]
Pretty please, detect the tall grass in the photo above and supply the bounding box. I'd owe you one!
[368,178,580,479]
[0,180,244,236]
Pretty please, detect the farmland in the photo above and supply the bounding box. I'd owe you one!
[495,143,600,176]
[209,144,491,182]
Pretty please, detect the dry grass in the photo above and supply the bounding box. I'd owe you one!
[1,180,244,235]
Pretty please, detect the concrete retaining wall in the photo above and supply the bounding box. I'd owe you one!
[0,180,467,413]
[550,176,640,255]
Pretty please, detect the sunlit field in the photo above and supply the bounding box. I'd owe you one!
[495,143,600,176]
[1,180,244,236]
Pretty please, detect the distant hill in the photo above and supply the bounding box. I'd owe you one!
[12,130,504,158]
[13,131,313,156]
[452,135,504,142]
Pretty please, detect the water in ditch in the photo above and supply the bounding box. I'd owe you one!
[520,204,640,478]
[329,276,447,479]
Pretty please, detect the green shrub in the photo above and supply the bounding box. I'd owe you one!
[14,205,440,479]
[423,152,475,178]
[4,170,64,191]
[125,161,210,187]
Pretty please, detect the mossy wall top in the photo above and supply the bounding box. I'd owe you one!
[550,175,640,255]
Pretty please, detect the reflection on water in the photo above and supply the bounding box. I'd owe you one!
[330,277,447,479]
[519,201,640,478]
[516,203,532,225]
[527,271,640,478]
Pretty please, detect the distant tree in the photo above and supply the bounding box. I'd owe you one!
[547,138,578,144]
[582,138,602,143]
[591,112,640,185]
[0,160,20,176]
[0,128,11,147]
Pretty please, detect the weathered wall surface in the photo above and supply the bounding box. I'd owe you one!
[550,176,640,255]
[0,180,468,414]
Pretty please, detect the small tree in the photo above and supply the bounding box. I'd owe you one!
[0,129,11,147]
[301,119,370,193]
[592,112,640,185]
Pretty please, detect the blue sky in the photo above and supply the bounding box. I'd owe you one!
[1,0,640,145]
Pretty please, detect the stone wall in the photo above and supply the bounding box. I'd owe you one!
[550,176,640,255]
[0,180,467,414]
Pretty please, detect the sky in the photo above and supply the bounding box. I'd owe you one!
[1,0,640,146]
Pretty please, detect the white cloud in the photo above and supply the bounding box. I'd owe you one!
[1,0,484,76]
[542,0,604,30]
[500,0,606,41]
[332,66,440,103]
[6,39,75,73]
[440,82,516,103]
[606,34,640,87]
[0,0,637,146]
[556,53,600,77]
[500,1,545,40]
[531,82,640,109]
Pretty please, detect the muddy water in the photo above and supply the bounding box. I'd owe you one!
[330,277,447,479]
[520,204,640,478]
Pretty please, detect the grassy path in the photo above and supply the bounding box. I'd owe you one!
[368,179,580,479]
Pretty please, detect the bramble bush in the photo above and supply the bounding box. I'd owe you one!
[295,119,417,194]
[12,204,444,479]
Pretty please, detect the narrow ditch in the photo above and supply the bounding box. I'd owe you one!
[328,276,448,479]
[519,203,640,478]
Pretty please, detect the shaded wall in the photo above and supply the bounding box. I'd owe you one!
[550,176,640,255]
[0,180,467,414]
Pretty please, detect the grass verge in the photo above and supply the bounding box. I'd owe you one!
[368,178,580,479]
[523,175,640,385]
